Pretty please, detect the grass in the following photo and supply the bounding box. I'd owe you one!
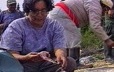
[81,26,102,49]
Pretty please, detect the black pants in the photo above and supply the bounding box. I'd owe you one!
[104,43,112,58]
[67,47,80,66]
[21,57,76,72]
[104,21,114,58]
[104,35,114,58]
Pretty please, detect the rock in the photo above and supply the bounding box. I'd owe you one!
[80,56,95,65]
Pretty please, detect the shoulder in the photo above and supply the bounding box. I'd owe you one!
[84,0,102,12]
[9,17,26,27]
[46,17,62,27]
[46,17,64,30]
[1,10,8,13]
[0,10,8,15]
[16,10,24,16]
[83,0,100,6]
[5,17,27,33]
[46,17,57,24]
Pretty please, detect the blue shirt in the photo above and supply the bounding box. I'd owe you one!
[0,10,24,31]
[0,17,66,55]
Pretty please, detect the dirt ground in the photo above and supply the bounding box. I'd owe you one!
[74,60,114,72]
[74,53,114,72]
[93,60,114,68]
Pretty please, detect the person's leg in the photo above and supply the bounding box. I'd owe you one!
[65,57,77,72]
[39,61,60,72]
[104,34,114,62]
[110,34,114,57]
[39,57,76,72]
[104,42,112,58]
[21,61,43,72]
[0,50,23,72]
[68,47,80,66]
[68,47,93,69]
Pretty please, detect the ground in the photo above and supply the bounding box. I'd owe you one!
[74,60,114,72]
[74,51,114,72]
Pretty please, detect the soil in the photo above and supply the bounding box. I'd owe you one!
[74,49,114,72]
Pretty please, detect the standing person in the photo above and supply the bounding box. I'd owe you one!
[0,0,24,33]
[0,0,76,72]
[103,9,114,62]
[48,0,114,67]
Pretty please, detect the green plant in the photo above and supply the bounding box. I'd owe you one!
[81,26,102,49]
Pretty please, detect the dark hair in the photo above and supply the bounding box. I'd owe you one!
[112,0,114,9]
[23,0,54,13]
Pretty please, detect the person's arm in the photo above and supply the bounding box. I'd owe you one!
[0,20,31,61]
[10,51,31,61]
[52,20,67,68]
[10,50,51,62]
[85,0,114,47]
[0,19,52,63]
[87,0,109,40]
[108,9,114,18]
[10,51,44,62]
[0,11,4,32]
[54,48,67,68]
[55,49,67,58]
[0,24,4,31]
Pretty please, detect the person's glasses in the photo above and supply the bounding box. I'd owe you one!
[31,9,48,15]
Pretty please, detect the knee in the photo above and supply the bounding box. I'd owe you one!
[65,57,76,72]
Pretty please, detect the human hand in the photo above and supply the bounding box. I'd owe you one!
[25,52,40,62]
[39,51,50,60]
[26,51,51,62]
[56,54,67,69]
[105,39,114,48]
[55,49,67,69]
[108,9,114,18]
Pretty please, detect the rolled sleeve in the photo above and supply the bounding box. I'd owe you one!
[0,20,23,51]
